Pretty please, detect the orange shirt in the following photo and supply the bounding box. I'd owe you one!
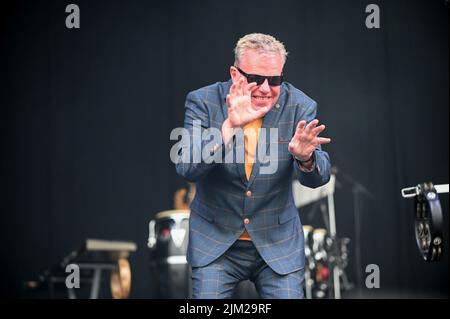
[239,118,263,241]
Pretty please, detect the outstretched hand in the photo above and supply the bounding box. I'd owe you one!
[288,119,331,162]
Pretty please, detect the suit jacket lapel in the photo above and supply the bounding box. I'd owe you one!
[246,104,282,188]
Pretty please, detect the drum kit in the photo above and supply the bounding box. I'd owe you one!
[303,225,352,299]
[293,173,353,298]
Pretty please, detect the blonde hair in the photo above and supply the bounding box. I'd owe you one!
[234,33,288,66]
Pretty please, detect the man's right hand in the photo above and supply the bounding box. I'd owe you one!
[225,77,271,128]
[222,77,271,146]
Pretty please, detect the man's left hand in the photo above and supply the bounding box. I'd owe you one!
[288,119,331,162]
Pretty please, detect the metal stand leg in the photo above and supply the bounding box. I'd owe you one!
[49,277,55,299]
[353,188,363,297]
[90,268,102,299]
[305,270,313,299]
[67,288,77,299]
[327,192,341,299]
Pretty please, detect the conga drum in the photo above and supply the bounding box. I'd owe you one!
[148,209,190,298]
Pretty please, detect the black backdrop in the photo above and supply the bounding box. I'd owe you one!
[1,0,448,298]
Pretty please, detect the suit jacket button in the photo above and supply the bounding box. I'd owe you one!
[246,191,252,197]
[244,218,250,225]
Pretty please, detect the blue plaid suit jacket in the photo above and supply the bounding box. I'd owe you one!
[176,80,331,275]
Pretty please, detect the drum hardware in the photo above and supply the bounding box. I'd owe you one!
[332,167,374,297]
[401,183,448,261]
[312,228,330,299]
[303,226,351,299]
[148,210,190,252]
[294,170,352,299]
[147,210,191,298]
[312,228,328,261]
[303,225,315,299]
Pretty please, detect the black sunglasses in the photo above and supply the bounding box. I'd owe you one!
[235,66,283,86]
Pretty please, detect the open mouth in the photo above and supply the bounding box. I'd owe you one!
[252,96,272,101]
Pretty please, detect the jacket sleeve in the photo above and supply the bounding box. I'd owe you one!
[293,100,331,188]
[175,91,227,182]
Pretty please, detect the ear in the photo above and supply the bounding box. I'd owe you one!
[230,66,239,84]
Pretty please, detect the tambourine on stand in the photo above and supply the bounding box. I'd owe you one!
[401,183,449,261]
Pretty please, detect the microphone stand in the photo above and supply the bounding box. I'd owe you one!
[335,167,375,297]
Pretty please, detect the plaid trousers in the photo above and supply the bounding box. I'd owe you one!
[191,240,305,299]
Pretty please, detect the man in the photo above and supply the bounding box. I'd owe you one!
[175,33,331,299]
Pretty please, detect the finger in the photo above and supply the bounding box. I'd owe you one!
[229,83,237,97]
[316,137,331,145]
[238,77,246,96]
[293,120,306,139]
[244,82,258,95]
[226,94,232,108]
[234,78,241,96]
[305,119,319,133]
[311,124,326,136]
[291,129,308,147]
[296,120,306,132]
